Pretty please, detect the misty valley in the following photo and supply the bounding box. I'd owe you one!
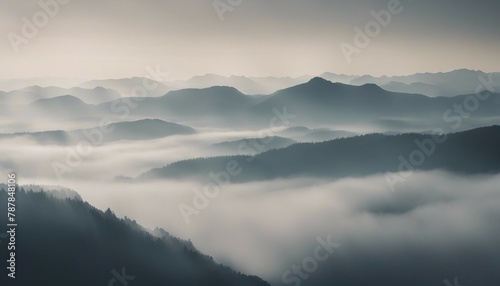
[0,69,500,286]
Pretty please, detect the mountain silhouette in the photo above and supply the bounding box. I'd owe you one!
[0,119,195,144]
[177,74,310,95]
[98,119,195,142]
[0,86,121,105]
[351,69,500,95]
[381,81,456,97]
[98,86,262,126]
[138,125,500,182]
[80,77,171,97]
[31,95,91,109]
[4,76,500,130]
[0,187,269,286]
[252,77,500,129]
[19,95,97,118]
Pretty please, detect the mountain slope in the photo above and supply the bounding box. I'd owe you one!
[80,77,171,97]
[351,69,500,95]
[209,136,297,155]
[0,119,195,144]
[138,126,500,182]
[318,72,358,84]
[25,95,97,118]
[177,74,310,95]
[99,86,261,126]
[0,188,270,286]
[381,81,456,97]
[0,86,122,105]
[252,77,500,129]
[97,119,195,142]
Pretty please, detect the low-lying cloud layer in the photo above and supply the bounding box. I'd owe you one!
[16,171,500,285]
[1,94,499,284]
[0,128,295,181]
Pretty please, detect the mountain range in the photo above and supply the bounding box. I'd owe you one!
[3,76,499,131]
[351,69,500,95]
[2,69,497,99]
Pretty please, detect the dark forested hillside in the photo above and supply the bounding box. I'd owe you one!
[139,125,500,182]
[0,188,269,286]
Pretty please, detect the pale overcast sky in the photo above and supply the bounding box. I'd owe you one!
[1,0,499,79]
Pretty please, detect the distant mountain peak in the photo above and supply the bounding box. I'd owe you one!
[359,82,386,91]
[298,77,350,90]
[304,77,355,88]
[307,77,332,85]
[32,95,88,105]
[206,85,241,92]
[164,85,245,98]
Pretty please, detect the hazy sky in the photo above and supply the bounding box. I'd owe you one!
[1,0,499,80]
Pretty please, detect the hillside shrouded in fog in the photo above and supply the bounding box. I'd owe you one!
[1,72,500,285]
[2,0,500,285]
